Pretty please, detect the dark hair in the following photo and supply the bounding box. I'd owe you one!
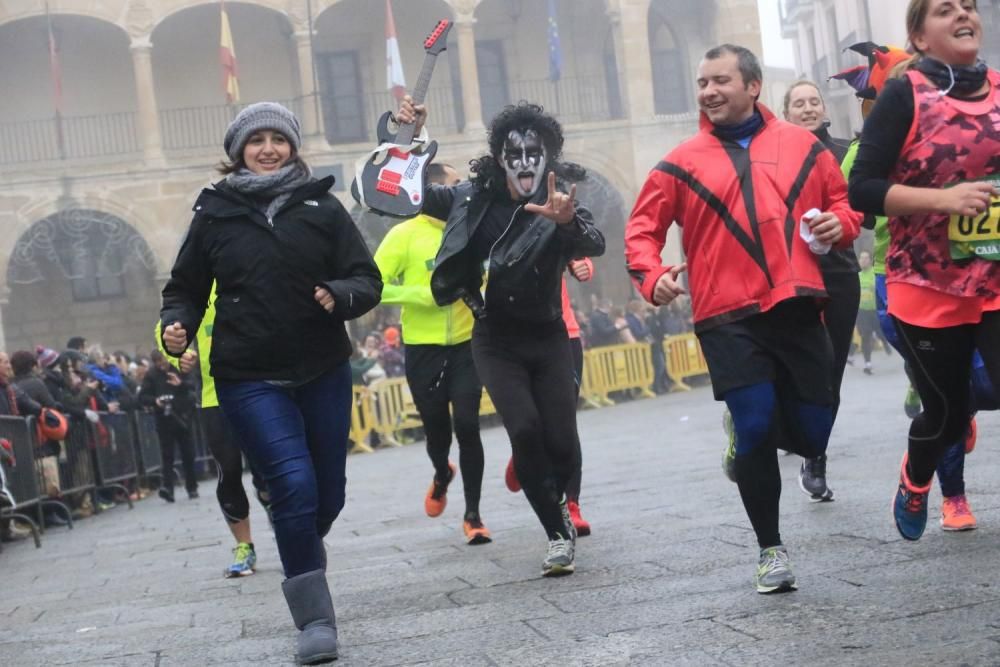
[704,43,763,87]
[66,336,86,351]
[469,102,586,194]
[10,350,37,377]
[150,350,165,364]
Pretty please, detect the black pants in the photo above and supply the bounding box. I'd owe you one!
[566,337,584,501]
[822,271,861,421]
[894,310,1000,486]
[157,415,197,493]
[856,310,880,364]
[201,407,267,523]
[472,320,579,540]
[406,342,484,516]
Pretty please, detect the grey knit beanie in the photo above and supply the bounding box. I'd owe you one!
[223,102,302,161]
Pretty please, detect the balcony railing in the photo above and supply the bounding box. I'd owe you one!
[323,87,462,146]
[480,76,624,127]
[160,97,304,151]
[0,112,138,165]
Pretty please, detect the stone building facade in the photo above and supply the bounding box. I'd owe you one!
[0,0,764,353]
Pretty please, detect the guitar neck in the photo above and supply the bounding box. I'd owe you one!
[396,52,439,146]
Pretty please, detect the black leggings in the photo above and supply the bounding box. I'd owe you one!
[894,311,1000,486]
[472,320,580,540]
[405,342,484,516]
[566,337,584,501]
[856,310,880,364]
[822,271,861,421]
[157,416,197,493]
[201,407,267,524]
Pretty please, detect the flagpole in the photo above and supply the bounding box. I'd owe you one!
[45,3,66,160]
[305,0,321,137]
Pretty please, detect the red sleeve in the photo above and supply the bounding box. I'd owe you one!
[817,149,862,249]
[625,165,677,304]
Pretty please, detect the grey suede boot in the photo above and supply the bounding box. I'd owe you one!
[281,569,339,664]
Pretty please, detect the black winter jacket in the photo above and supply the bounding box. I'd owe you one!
[814,125,859,275]
[161,176,382,383]
[426,179,605,323]
[140,366,196,423]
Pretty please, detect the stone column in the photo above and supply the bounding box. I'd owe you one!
[129,36,166,164]
[293,30,325,142]
[613,1,656,122]
[454,15,485,134]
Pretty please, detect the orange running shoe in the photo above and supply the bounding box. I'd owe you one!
[567,500,591,537]
[504,457,521,493]
[424,462,456,518]
[941,494,977,532]
[462,515,492,545]
[964,418,977,454]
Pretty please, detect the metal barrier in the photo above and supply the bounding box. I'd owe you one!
[90,412,137,509]
[133,411,164,484]
[59,420,99,512]
[0,416,43,547]
[664,334,709,391]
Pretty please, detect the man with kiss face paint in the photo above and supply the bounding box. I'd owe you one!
[626,45,860,595]
[503,129,547,198]
[396,98,604,577]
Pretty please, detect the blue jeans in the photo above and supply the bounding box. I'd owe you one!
[216,362,352,577]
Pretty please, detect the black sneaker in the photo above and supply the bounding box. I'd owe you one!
[158,488,175,503]
[799,456,834,502]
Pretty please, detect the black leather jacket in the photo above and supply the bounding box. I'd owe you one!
[426,179,605,323]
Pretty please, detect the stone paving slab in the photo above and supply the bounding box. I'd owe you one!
[3,356,1000,665]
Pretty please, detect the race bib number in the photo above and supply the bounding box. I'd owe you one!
[949,176,1000,261]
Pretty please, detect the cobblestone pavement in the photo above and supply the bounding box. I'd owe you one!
[3,356,1000,666]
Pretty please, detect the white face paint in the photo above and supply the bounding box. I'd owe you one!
[501,129,547,198]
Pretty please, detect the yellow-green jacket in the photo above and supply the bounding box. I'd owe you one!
[155,283,219,408]
[374,214,473,345]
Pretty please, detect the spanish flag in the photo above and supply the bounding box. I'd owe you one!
[220,0,240,103]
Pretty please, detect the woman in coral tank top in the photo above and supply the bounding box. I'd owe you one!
[849,0,1000,541]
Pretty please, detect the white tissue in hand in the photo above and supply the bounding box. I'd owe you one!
[799,208,831,255]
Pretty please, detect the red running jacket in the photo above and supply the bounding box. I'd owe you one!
[625,105,861,332]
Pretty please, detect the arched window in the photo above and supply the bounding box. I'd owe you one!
[649,18,689,115]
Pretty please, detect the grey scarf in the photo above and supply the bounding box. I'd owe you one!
[225,160,312,220]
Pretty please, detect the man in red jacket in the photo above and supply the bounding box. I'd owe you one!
[626,44,860,594]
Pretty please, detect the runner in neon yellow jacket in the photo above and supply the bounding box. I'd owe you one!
[373,164,489,546]
[375,214,474,345]
[155,282,267,577]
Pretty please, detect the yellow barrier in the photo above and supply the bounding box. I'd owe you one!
[582,343,656,405]
[349,386,375,454]
[347,335,707,453]
[368,377,423,447]
[664,333,708,391]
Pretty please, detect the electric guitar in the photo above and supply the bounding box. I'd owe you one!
[352,19,452,218]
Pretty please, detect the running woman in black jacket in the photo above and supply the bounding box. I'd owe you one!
[160,102,381,665]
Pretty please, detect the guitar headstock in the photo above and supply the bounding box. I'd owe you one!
[423,20,452,56]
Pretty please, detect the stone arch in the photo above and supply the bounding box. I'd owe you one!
[0,13,138,163]
[151,2,299,144]
[313,0,458,143]
[0,3,125,32]
[3,209,162,355]
[564,164,632,305]
[648,0,707,115]
[473,0,621,125]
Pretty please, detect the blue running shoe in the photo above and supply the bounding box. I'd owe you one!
[225,542,257,578]
[893,454,931,541]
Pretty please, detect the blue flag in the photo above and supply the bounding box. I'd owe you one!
[547,0,562,82]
